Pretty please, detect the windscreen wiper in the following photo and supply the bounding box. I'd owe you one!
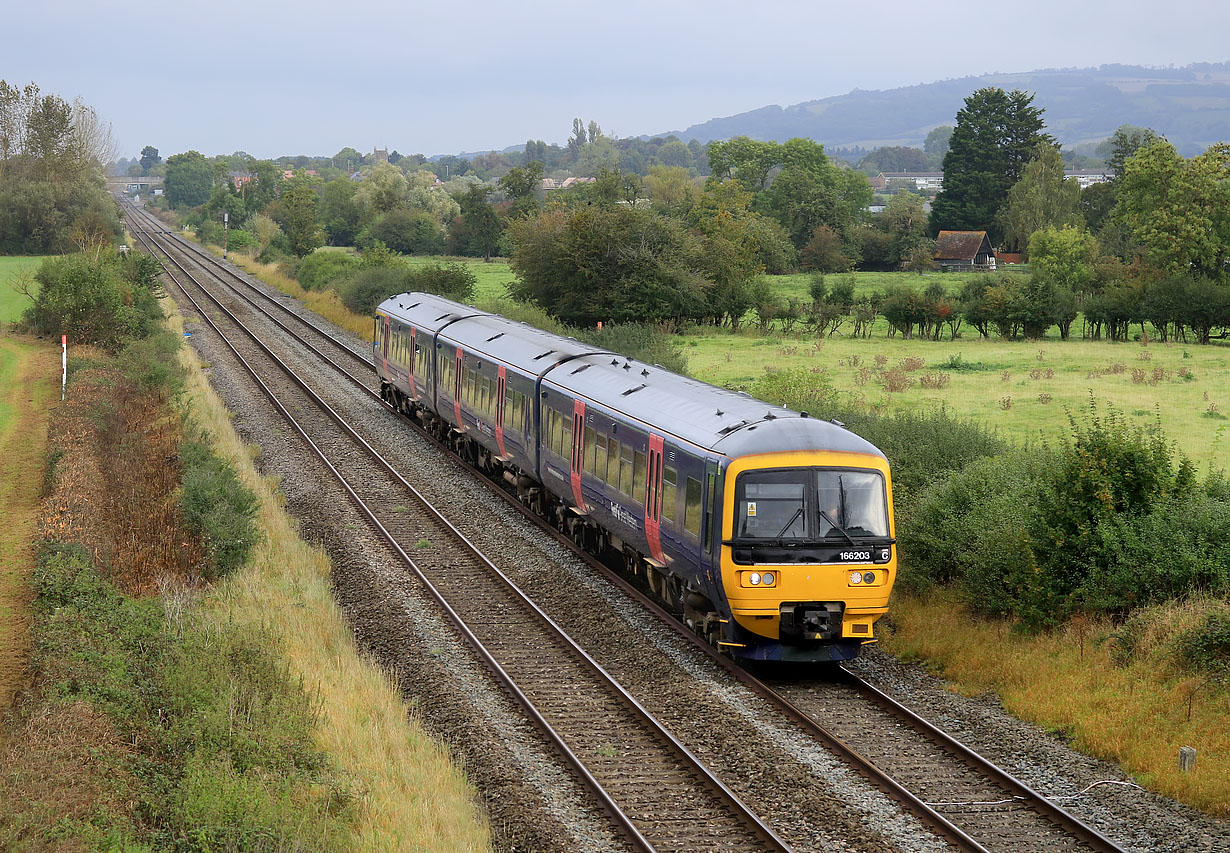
[818,509,857,546]
[774,507,804,539]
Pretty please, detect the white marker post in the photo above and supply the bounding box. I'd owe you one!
[61,334,67,401]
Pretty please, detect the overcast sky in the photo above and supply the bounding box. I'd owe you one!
[7,1,1228,161]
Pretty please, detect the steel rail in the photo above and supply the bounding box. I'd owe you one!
[129,209,1127,853]
[131,223,794,853]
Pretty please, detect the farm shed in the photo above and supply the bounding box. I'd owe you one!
[934,231,996,271]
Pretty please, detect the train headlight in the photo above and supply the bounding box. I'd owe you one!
[864,572,876,585]
[761,572,775,587]
[849,571,863,584]
[749,572,762,586]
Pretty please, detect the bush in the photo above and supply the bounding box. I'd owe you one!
[179,439,261,581]
[1177,607,1230,674]
[358,208,445,255]
[23,252,163,351]
[297,249,358,291]
[411,260,477,302]
[577,323,689,375]
[902,400,1224,630]
[337,263,415,315]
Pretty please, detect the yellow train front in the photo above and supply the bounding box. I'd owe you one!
[714,437,896,662]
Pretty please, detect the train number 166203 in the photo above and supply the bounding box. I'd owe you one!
[840,550,872,561]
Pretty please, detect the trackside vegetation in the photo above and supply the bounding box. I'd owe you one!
[0,255,488,849]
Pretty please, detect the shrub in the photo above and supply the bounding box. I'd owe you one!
[359,208,446,255]
[410,261,477,302]
[577,323,689,375]
[296,249,358,291]
[179,440,261,580]
[1177,607,1230,674]
[23,252,163,350]
[338,264,415,315]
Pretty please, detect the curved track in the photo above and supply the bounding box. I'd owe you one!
[126,203,1130,853]
[127,206,791,853]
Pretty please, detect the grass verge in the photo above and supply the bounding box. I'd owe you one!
[169,302,491,850]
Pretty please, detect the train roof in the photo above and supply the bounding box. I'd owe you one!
[378,293,884,462]
[541,350,882,460]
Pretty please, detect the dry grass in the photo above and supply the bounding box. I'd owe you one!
[882,592,1230,815]
[169,302,490,851]
[224,254,375,341]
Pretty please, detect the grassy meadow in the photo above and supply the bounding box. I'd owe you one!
[0,256,47,323]
[685,324,1230,474]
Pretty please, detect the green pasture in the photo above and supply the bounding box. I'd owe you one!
[767,267,1031,304]
[0,257,47,323]
[404,255,515,302]
[684,327,1230,474]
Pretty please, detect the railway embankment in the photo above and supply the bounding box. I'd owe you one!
[0,257,488,850]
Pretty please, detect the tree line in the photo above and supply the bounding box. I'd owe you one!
[0,81,120,254]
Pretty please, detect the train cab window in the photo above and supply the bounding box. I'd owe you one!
[684,477,703,537]
[633,451,647,504]
[662,467,678,523]
[815,470,889,537]
[619,444,634,496]
[583,428,596,474]
[594,435,609,481]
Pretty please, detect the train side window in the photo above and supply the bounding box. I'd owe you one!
[595,435,608,482]
[503,391,514,432]
[514,391,525,433]
[463,370,475,405]
[662,466,678,523]
[684,477,702,537]
[619,444,634,496]
[633,451,646,504]
[561,412,572,460]
[583,427,596,474]
[606,440,620,488]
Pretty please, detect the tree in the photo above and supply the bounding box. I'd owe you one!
[644,165,695,208]
[139,145,160,174]
[880,192,930,264]
[332,147,362,172]
[760,138,871,247]
[856,146,930,175]
[507,206,708,326]
[930,88,1053,243]
[455,184,502,260]
[360,208,444,255]
[800,225,854,272]
[1113,140,1230,278]
[320,178,361,245]
[1028,225,1101,296]
[277,177,323,257]
[164,150,213,207]
[999,142,1083,255]
[924,126,954,161]
[354,162,407,217]
[706,137,779,190]
[498,161,544,217]
[1106,125,1158,182]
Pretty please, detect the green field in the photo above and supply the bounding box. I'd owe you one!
[685,326,1230,473]
[767,267,1031,304]
[405,255,516,301]
[0,257,46,323]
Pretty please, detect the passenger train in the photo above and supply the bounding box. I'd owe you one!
[375,293,897,662]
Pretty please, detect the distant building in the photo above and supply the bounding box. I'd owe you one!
[1063,169,1112,188]
[228,171,255,190]
[935,230,996,271]
[281,169,318,180]
[870,171,944,193]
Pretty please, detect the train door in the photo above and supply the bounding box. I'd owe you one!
[569,399,586,512]
[452,347,464,428]
[701,459,721,584]
[495,367,508,459]
[645,435,665,564]
[380,315,390,377]
[407,328,417,398]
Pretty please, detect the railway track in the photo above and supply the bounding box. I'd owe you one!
[127,209,792,853]
[126,204,1131,853]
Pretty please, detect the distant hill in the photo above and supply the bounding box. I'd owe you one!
[650,63,1230,155]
